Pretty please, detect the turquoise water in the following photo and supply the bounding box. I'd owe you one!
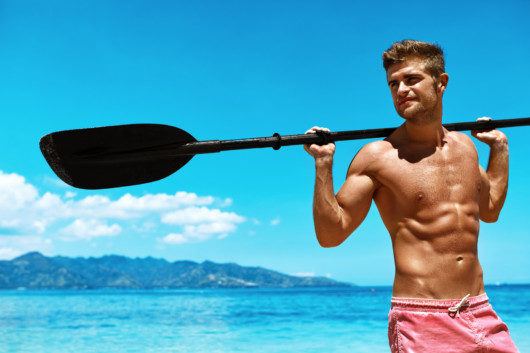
[1,286,529,353]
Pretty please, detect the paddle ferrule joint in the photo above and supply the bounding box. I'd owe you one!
[272,132,282,150]
[315,129,332,145]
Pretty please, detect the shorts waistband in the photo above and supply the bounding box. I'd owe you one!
[391,293,489,313]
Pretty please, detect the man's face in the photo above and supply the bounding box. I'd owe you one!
[386,58,444,122]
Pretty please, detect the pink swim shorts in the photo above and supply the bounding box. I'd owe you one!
[388,293,519,353]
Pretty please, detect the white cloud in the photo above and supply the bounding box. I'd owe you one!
[43,176,70,188]
[0,235,53,260]
[0,247,20,260]
[60,219,122,241]
[161,207,245,225]
[55,192,216,220]
[184,222,236,234]
[32,220,47,234]
[0,171,231,230]
[162,232,210,244]
[0,171,39,210]
[159,208,244,244]
[112,192,214,213]
[220,198,233,207]
[131,222,156,233]
[270,218,281,226]
[34,192,66,211]
[291,272,315,277]
[1,219,20,228]
[64,191,77,198]
[160,222,238,245]
[0,170,245,250]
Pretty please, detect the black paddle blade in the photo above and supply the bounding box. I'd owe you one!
[40,124,196,189]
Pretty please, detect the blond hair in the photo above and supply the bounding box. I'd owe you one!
[382,40,445,81]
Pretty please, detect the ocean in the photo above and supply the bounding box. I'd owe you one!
[1,285,529,353]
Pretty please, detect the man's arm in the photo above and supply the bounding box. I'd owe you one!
[472,117,509,223]
[304,128,378,247]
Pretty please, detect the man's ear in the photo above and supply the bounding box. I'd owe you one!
[438,73,449,94]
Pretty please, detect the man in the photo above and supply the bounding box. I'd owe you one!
[304,40,519,352]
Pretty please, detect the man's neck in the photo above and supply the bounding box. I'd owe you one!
[403,114,445,147]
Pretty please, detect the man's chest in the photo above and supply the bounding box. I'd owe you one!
[374,145,482,208]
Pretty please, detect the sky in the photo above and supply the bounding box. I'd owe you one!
[0,0,529,285]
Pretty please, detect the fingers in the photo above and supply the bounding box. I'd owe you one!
[303,126,334,158]
[472,116,493,135]
[471,117,508,146]
[471,130,485,138]
[305,126,331,134]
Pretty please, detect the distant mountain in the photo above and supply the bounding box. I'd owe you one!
[0,252,352,289]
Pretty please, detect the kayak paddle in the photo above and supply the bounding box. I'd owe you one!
[40,117,530,189]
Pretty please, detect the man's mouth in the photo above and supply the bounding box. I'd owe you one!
[399,97,415,105]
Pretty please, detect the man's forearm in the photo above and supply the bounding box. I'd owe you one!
[313,158,345,247]
[486,140,509,218]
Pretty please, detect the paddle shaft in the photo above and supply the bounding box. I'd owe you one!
[170,117,530,156]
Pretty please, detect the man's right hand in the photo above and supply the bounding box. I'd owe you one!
[303,126,335,164]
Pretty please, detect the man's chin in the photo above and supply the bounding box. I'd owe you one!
[397,103,427,119]
[397,109,417,120]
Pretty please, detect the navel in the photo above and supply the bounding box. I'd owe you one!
[457,256,464,262]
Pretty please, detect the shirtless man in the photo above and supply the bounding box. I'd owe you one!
[304,40,519,352]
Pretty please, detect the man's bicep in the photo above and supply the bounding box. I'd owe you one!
[335,141,384,233]
[336,169,377,234]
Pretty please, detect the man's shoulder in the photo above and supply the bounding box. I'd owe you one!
[347,140,393,174]
[357,140,394,158]
[446,130,477,151]
[448,130,472,142]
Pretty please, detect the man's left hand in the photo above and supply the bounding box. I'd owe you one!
[471,117,508,147]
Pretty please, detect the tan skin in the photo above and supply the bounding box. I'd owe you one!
[304,58,509,299]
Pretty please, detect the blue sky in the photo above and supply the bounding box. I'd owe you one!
[0,0,529,285]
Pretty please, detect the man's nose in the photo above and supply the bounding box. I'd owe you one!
[397,82,409,97]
